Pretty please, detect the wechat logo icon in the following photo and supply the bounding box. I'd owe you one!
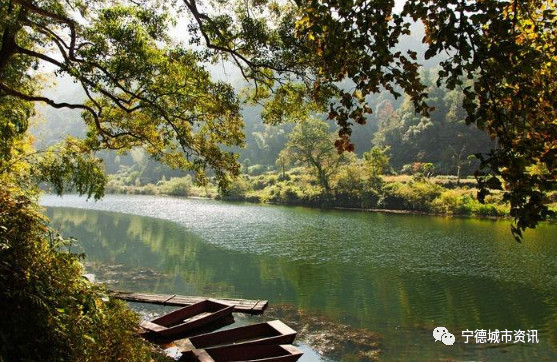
[433,326,455,346]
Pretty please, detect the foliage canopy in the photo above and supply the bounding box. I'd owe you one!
[294,0,556,238]
[279,117,346,193]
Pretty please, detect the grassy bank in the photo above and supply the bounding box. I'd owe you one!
[221,172,512,217]
[104,169,557,219]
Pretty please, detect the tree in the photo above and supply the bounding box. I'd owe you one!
[279,117,346,193]
[1,0,554,237]
[0,2,555,357]
[0,0,248,191]
[250,124,291,166]
[296,0,556,238]
[363,147,391,178]
[275,151,289,179]
[0,2,263,359]
[373,79,494,176]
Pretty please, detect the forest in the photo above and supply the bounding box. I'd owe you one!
[1,0,556,360]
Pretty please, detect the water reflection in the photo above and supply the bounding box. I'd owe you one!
[43,195,557,361]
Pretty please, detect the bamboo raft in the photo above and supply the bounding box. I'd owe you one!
[110,291,268,315]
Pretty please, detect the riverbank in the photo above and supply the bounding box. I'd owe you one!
[0,188,169,361]
[104,171,555,220]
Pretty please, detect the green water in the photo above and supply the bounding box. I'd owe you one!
[42,194,557,361]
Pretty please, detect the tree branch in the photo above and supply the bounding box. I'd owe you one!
[182,0,309,85]
[0,81,97,117]
[12,0,77,58]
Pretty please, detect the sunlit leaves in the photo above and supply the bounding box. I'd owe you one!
[280,117,347,192]
[1,0,246,191]
[262,83,320,124]
[296,0,556,239]
[1,0,555,238]
[32,137,106,200]
[294,0,431,151]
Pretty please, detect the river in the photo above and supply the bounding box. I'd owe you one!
[41,194,557,361]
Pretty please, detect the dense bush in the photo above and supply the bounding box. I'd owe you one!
[219,176,253,200]
[105,165,521,219]
[383,181,443,211]
[0,188,165,361]
[431,189,474,215]
[333,163,381,208]
[247,164,268,176]
[160,176,193,196]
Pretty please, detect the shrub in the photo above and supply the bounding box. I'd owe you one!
[472,202,506,216]
[431,189,474,215]
[219,176,252,200]
[277,173,291,181]
[247,164,267,176]
[281,186,300,202]
[400,164,413,175]
[332,163,382,208]
[0,188,165,361]
[127,170,140,185]
[160,175,193,196]
[384,181,443,211]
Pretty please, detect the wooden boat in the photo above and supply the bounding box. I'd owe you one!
[140,299,234,337]
[174,320,297,352]
[191,344,303,362]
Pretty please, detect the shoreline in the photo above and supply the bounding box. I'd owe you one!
[44,191,555,224]
[95,191,517,221]
[247,199,513,221]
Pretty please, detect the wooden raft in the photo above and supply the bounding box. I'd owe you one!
[110,291,268,315]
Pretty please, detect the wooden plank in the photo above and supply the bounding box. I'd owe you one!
[267,320,297,336]
[184,312,212,324]
[110,291,268,314]
[140,321,166,333]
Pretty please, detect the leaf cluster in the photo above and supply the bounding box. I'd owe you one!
[296,0,556,238]
[0,187,164,361]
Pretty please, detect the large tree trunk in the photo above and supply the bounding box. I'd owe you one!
[0,5,24,73]
[316,165,330,194]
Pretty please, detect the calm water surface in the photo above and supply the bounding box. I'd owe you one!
[41,194,557,361]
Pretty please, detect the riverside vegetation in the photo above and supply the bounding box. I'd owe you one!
[103,116,555,219]
[1,0,555,360]
[104,168,516,218]
[102,80,555,219]
[0,187,168,361]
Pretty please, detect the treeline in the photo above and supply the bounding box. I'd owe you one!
[221,171,510,217]
[240,73,494,177]
[103,79,523,217]
[106,165,514,218]
[37,70,494,185]
[221,116,510,216]
[105,75,494,188]
[104,79,557,217]
[104,114,514,218]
